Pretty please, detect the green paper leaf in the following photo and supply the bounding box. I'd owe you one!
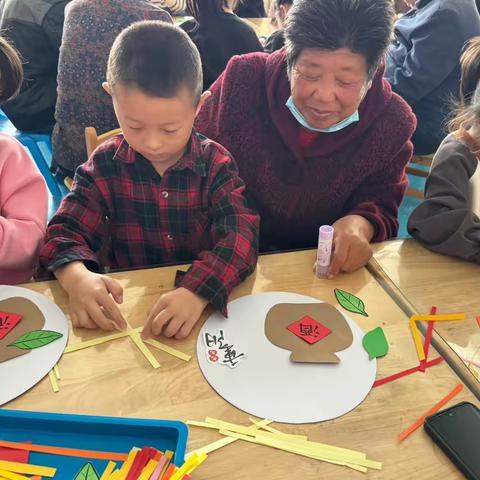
[74,463,100,480]
[334,288,368,317]
[7,330,63,350]
[362,327,389,360]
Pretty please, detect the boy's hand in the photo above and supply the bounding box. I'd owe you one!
[327,215,374,279]
[55,261,127,330]
[142,287,208,340]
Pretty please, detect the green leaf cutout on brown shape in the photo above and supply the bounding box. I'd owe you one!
[74,462,100,480]
[7,330,63,350]
[334,288,368,317]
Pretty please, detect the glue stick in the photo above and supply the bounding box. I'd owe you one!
[315,225,334,278]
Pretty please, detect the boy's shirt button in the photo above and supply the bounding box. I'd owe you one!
[162,191,169,198]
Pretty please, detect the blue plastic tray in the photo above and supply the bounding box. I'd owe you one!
[0,409,188,478]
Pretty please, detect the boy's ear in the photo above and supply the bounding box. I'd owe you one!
[102,82,112,96]
[195,90,212,117]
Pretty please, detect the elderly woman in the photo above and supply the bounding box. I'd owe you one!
[195,0,416,278]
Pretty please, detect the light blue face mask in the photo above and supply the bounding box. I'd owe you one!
[285,96,359,133]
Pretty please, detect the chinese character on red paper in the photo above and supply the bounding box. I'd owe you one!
[287,315,332,344]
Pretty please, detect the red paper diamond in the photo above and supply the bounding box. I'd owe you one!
[0,311,22,340]
[287,315,332,344]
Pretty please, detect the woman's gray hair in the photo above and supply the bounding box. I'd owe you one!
[285,0,395,79]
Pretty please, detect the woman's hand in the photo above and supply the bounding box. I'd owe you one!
[327,215,374,278]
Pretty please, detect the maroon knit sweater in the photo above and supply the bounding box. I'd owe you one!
[195,49,416,250]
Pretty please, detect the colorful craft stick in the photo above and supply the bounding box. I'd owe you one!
[64,331,130,353]
[53,364,61,380]
[142,338,191,362]
[0,441,128,461]
[169,453,207,480]
[0,469,29,480]
[160,464,176,480]
[149,452,172,480]
[476,316,480,328]
[399,384,464,442]
[99,461,116,480]
[137,459,158,480]
[373,357,443,387]
[0,460,56,477]
[419,306,436,372]
[410,313,465,362]
[47,370,59,393]
[116,448,139,478]
[129,332,161,369]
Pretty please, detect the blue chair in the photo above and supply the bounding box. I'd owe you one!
[0,110,68,219]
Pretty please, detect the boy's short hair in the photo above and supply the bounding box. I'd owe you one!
[107,20,203,103]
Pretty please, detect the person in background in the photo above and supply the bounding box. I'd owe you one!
[195,0,416,277]
[386,0,480,155]
[394,0,414,14]
[52,0,172,177]
[0,0,71,132]
[182,0,263,89]
[408,37,480,262]
[0,37,48,284]
[154,0,186,15]
[264,0,292,53]
[41,21,259,339]
[235,0,266,17]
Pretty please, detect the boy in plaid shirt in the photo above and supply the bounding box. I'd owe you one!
[40,21,259,339]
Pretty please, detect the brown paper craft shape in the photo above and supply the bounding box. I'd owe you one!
[265,303,353,363]
[0,297,45,363]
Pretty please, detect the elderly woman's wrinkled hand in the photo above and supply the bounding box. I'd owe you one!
[327,215,374,279]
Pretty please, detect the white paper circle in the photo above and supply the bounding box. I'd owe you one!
[0,285,69,405]
[197,292,376,424]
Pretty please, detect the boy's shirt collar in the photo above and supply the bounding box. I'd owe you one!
[112,129,208,177]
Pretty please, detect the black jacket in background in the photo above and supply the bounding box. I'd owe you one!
[182,13,263,89]
[264,29,285,53]
[235,0,266,18]
[0,0,70,132]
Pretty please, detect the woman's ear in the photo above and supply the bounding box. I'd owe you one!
[195,90,212,116]
[102,82,112,96]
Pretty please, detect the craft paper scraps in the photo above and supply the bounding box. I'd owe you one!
[203,329,246,368]
[0,444,29,464]
[188,416,381,474]
[0,459,56,477]
[362,327,388,360]
[0,443,205,480]
[399,384,463,442]
[74,462,99,480]
[264,303,353,364]
[334,289,368,317]
[287,316,332,344]
[0,312,22,340]
[410,313,465,362]
[373,357,443,387]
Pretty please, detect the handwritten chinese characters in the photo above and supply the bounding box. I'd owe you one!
[203,330,246,369]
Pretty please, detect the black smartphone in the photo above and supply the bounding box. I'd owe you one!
[424,401,480,480]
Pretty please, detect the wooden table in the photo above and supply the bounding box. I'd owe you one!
[372,239,480,383]
[6,250,479,479]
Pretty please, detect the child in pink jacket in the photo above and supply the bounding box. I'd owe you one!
[0,37,47,284]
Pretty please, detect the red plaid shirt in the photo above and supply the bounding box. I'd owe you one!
[40,131,259,314]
